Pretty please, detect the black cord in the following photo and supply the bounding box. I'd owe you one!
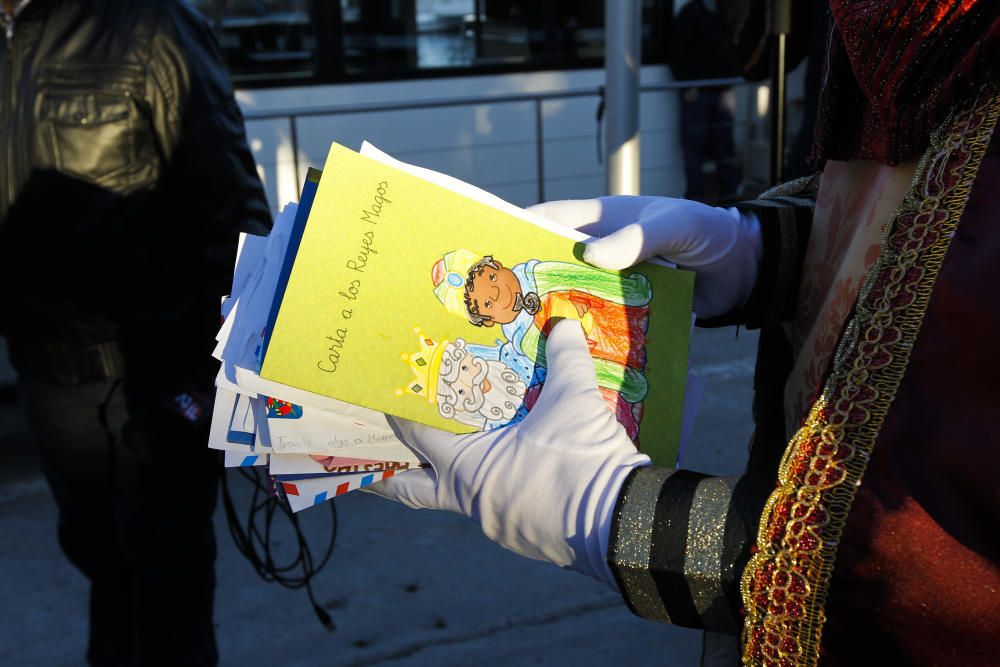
[96,379,122,446]
[220,465,338,631]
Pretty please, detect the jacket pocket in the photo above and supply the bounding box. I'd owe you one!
[37,88,136,185]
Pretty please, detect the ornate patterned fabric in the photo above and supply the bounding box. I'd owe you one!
[741,87,1000,667]
[607,1,1000,659]
[819,101,1000,667]
[782,158,916,434]
[608,86,1000,667]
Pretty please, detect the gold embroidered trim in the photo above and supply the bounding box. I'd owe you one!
[739,88,1000,667]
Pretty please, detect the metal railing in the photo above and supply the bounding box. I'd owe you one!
[241,76,754,203]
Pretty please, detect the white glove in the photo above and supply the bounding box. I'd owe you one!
[528,196,762,319]
[366,319,651,586]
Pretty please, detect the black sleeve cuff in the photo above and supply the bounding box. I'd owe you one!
[697,175,818,329]
[607,466,767,634]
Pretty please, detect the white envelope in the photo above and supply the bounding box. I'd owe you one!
[268,451,421,476]
[223,450,269,467]
[208,386,258,451]
[277,468,412,512]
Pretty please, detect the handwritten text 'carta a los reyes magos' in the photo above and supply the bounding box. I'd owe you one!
[317,180,390,374]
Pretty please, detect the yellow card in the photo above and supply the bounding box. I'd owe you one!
[260,143,694,465]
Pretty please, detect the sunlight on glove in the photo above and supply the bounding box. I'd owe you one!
[366,319,651,587]
[528,196,762,319]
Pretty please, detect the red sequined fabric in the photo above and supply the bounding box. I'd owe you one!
[813,0,999,165]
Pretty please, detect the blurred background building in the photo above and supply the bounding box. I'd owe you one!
[187,0,808,214]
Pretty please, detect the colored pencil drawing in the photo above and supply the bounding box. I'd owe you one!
[398,329,540,430]
[427,249,652,439]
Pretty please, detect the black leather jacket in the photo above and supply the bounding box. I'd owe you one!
[0,0,271,386]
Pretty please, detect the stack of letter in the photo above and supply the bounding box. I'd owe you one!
[209,142,696,512]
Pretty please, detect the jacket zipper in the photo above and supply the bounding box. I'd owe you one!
[1,25,13,220]
[1,0,28,218]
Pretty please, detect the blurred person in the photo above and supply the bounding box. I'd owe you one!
[0,1,271,665]
[784,0,830,180]
[370,1,999,665]
[669,0,742,202]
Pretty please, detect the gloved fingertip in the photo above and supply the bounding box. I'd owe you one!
[385,415,466,468]
[385,414,432,443]
[581,239,622,269]
[582,225,646,270]
[543,319,595,375]
[526,199,602,228]
[364,467,438,509]
[546,317,588,344]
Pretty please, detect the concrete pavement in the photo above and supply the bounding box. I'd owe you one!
[0,326,758,666]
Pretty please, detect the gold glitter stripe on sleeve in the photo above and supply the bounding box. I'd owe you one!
[684,476,740,629]
[609,466,676,623]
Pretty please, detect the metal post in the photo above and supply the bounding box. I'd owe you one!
[534,98,546,203]
[604,0,642,195]
[289,115,301,194]
[769,0,791,186]
[474,0,483,60]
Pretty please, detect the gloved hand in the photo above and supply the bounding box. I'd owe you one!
[528,196,762,319]
[366,319,651,586]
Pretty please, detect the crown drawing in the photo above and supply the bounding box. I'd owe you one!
[395,327,449,402]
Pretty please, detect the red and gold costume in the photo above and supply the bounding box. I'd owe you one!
[606,2,1000,665]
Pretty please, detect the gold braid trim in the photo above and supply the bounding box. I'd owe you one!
[739,87,1000,667]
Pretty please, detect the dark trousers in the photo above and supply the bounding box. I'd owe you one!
[21,377,219,667]
[680,88,741,202]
